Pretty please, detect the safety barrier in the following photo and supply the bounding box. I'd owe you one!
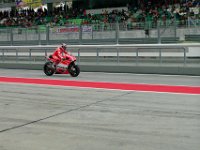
[0,43,200,75]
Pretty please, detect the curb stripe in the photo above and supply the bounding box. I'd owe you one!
[0,77,200,94]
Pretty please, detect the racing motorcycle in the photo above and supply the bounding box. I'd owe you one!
[43,53,80,77]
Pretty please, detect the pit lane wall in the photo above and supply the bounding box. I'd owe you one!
[0,43,200,75]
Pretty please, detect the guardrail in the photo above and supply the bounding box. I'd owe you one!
[0,43,200,75]
[0,43,200,65]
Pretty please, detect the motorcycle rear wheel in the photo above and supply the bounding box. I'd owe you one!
[43,62,55,76]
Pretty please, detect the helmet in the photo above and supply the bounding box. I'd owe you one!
[61,43,67,50]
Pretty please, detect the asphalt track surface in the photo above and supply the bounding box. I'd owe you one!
[0,68,200,150]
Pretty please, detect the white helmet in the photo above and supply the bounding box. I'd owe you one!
[61,43,67,50]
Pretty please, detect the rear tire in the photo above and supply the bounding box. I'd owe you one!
[43,62,55,76]
[68,64,80,77]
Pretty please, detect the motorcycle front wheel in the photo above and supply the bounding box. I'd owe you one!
[43,62,55,76]
[68,63,80,77]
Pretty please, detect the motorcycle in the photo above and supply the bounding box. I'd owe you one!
[43,53,80,77]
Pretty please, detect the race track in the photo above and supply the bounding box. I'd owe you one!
[0,69,200,150]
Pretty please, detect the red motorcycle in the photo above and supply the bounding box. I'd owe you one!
[43,53,80,77]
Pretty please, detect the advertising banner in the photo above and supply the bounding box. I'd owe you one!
[56,26,79,33]
[52,26,92,34]
[51,26,78,34]
[82,25,92,33]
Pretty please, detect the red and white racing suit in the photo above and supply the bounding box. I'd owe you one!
[52,47,69,65]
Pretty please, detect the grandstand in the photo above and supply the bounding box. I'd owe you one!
[0,0,199,44]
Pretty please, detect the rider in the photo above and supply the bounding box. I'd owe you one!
[52,43,69,67]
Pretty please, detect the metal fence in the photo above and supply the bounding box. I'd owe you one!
[0,44,199,66]
[0,19,200,46]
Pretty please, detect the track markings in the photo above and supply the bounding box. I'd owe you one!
[0,76,200,95]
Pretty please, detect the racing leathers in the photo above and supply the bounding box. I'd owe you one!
[52,47,69,66]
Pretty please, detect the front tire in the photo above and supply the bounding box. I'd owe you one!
[43,62,55,76]
[68,63,80,77]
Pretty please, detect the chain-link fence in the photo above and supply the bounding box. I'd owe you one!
[0,19,199,46]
